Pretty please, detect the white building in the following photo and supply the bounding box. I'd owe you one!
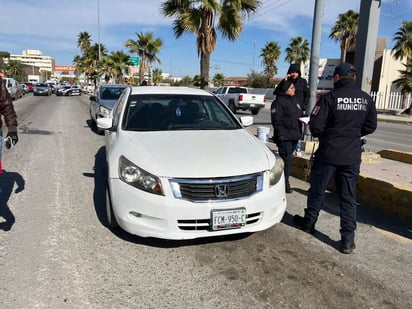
[9,49,55,74]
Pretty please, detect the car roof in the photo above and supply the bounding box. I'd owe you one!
[129,86,213,96]
[99,83,128,89]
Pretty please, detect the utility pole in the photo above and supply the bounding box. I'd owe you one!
[252,41,256,72]
[305,0,325,141]
[354,0,381,93]
[97,0,101,62]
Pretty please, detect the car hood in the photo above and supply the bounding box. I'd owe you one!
[115,129,274,178]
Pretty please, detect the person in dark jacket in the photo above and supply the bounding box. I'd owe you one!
[293,63,377,254]
[0,75,18,174]
[271,79,304,193]
[274,63,310,155]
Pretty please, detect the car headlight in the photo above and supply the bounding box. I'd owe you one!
[269,153,284,185]
[99,105,111,117]
[118,155,164,195]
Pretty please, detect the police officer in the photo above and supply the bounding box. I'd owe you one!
[293,63,377,254]
[271,79,303,193]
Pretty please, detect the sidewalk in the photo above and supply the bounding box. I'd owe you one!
[377,112,412,124]
[247,121,412,224]
[288,146,412,224]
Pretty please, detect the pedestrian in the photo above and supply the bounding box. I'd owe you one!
[271,78,304,193]
[0,75,19,174]
[274,63,310,156]
[293,63,377,254]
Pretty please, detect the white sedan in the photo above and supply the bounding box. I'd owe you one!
[97,86,286,240]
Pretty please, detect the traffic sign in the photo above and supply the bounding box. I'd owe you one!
[130,56,140,66]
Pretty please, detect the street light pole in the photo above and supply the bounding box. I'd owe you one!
[354,0,381,93]
[305,0,325,141]
[97,0,101,62]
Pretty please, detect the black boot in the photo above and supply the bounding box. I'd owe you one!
[341,240,356,254]
[293,215,316,235]
[285,181,293,193]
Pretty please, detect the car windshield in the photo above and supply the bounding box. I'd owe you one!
[123,94,241,131]
[100,87,126,100]
[36,83,47,87]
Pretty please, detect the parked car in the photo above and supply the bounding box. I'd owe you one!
[33,83,51,96]
[97,86,286,240]
[56,85,71,96]
[89,84,128,133]
[3,77,19,100]
[21,83,29,94]
[61,85,81,96]
[45,82,56,94]
[24,82,34,92]
[16,82,25,98]
[214,86,266,115]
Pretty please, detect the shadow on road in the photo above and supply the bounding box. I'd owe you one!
[286,187,412,247]
[0,170,25,231]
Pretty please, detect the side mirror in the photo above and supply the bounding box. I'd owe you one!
[96,117,114,131]
[90,95,97,102]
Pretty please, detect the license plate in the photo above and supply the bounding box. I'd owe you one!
[250,104,255,107]
[211,208,246,230]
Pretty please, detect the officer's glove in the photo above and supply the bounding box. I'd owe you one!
[6,131,18,148]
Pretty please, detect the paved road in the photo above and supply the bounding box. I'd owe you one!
[254,106,412,153]
[0,94,411,308]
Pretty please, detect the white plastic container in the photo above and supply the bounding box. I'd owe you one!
[257,127,270,143]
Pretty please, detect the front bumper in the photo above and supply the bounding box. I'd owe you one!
[108,175,287,240]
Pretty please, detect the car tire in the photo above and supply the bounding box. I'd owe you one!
[106,185,119,228]
[89,109,96,124]
[228,101,236,114]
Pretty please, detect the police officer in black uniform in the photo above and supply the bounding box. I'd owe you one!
[271,79,303,193]
[293,63,377,254]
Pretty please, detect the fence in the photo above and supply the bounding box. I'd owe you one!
[370,91,411,112]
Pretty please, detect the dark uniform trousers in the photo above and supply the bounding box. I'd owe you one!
[277,140,297,184]
[305,159,360,243]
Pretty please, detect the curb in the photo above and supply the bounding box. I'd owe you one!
[286,148,412,224]
[378,149,412,165]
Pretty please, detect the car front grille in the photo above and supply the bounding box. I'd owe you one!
[169,173,263,202]
[177,212,262,230]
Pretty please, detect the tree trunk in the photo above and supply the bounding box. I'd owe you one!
[200,52,210,90]
[341,48,347,63]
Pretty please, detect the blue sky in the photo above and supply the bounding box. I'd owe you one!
[1,0,411,78]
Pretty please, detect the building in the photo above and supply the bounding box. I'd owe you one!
[9,49,55,74]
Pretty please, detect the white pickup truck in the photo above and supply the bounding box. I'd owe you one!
[214,86,266,115]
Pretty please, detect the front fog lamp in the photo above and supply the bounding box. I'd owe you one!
[269,153,284,185]
[119,155,164,195]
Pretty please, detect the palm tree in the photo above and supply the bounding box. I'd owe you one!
[73,42,107,86]
[161,0,262,90]
[6,60,25,81]
[393,63,412,92]
[392,21,412,114]
[124,32,163,84]
[212,72,225,87]
[391,21,412,62]
[0,51,10,73]
[284,36,310,65]
[77,31,92,53]
[152,68,163,85]
[329,10,359,63]
[260,41,281,87]
[101,51,130,83]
